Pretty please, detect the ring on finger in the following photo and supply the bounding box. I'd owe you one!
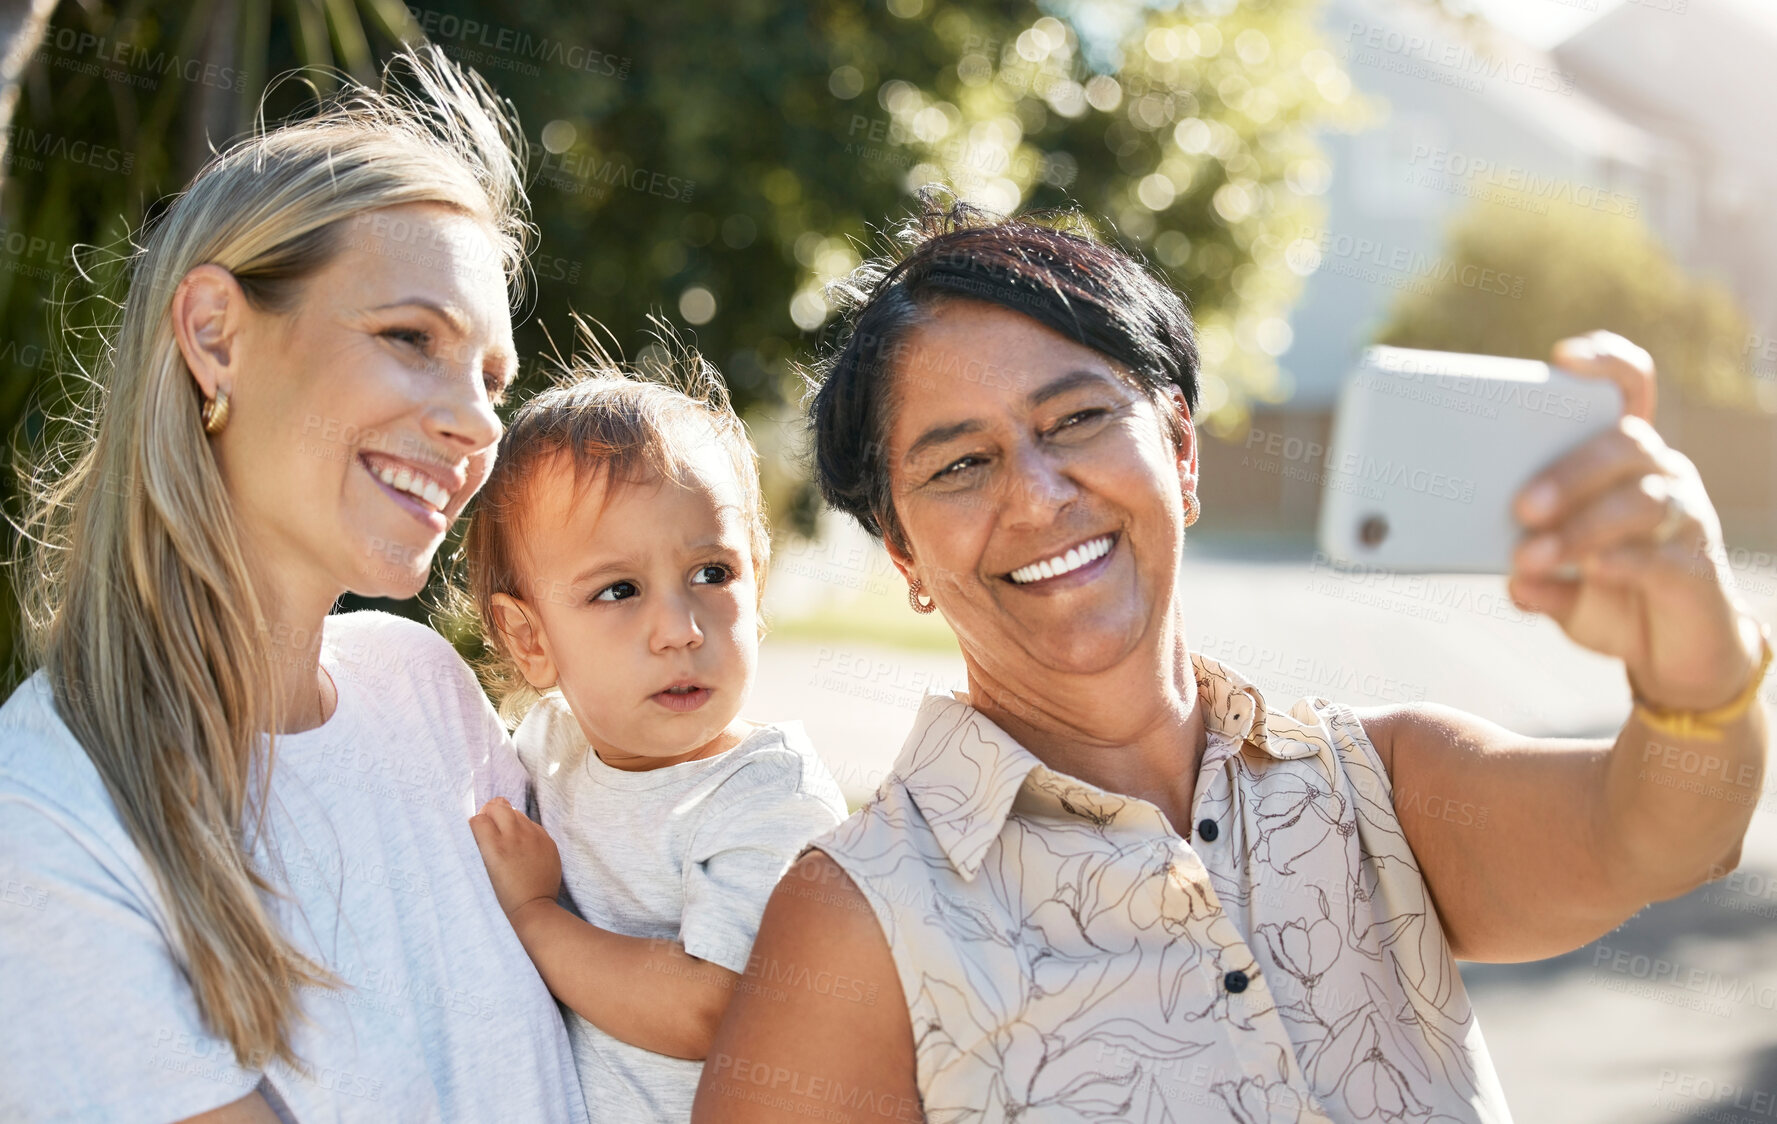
[1651,488,1685,545]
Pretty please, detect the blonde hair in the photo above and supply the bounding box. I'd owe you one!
[459,340,770,725]
[13,46,530,1068]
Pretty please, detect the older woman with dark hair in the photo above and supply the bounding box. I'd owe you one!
[693,198,1771,1123]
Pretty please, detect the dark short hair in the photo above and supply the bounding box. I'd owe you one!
[807,191,1200,548]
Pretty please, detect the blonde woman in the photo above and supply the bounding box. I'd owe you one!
[0,49,586,1122]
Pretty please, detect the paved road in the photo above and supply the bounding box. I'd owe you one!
[749,545,1777,1122]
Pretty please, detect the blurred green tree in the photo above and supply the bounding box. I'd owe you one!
[880,4,1374,436]
[1374,198,1763,412]
[0,0,1363,678]
[0,0,425,677]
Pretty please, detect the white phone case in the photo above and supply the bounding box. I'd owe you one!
[1315,345,1623,573]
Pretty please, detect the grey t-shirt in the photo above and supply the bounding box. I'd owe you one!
[0,611,587,1123]
[514,695,848,1122]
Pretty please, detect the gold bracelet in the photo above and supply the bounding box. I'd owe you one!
[1631,617,1774,742]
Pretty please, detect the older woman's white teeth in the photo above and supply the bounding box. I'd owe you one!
[1009,535,1113,584]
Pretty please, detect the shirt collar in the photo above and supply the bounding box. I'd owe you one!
[889,650,1319,880]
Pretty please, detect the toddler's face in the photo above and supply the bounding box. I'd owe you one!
[506,446,759,769]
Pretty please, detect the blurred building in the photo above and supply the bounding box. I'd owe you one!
[1206,0,1777,548]
[1554,0,1777,545]
[1554,0,1777,376]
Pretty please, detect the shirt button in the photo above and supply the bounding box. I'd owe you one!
[1223,969,1249,994]
[1196,818,1219,842]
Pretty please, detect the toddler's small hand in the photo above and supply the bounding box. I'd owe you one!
[468,797,563,918]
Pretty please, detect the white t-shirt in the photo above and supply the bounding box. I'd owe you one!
[514,695,848,1122]
[0,610,588,1123]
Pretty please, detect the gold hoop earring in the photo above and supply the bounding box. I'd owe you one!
[1183,491,1201,528]
[200,386,231,435]
[908,578,936,614]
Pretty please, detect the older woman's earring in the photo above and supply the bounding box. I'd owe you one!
[200,386,231,435]
[908,578,936,614]
[1183,491,1201,527]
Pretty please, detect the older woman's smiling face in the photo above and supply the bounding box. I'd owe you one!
[883,299,1198,680]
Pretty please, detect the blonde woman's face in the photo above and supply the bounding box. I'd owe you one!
[217,203,516,602]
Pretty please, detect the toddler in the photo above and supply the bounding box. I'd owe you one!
[462,354,847,1121]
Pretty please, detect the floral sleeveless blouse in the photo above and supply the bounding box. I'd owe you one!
[809,651,1514,1123]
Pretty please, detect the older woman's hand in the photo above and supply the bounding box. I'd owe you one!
[1509,330,1764,711]
[1369,329,1767,963]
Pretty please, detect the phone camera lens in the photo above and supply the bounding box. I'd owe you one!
[1358,514,1389,547]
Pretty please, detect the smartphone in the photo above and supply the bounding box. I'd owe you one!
[1314,345,1623,573]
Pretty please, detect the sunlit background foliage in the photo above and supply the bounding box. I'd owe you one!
[0,0,1761,677]
[0,0,1371,672]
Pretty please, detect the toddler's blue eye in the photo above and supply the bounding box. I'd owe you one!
[692,564,732,585]
[593,580,639,602]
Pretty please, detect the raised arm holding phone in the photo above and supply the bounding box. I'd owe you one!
[694,199,1769,1123]
[1382,328,1769,959]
